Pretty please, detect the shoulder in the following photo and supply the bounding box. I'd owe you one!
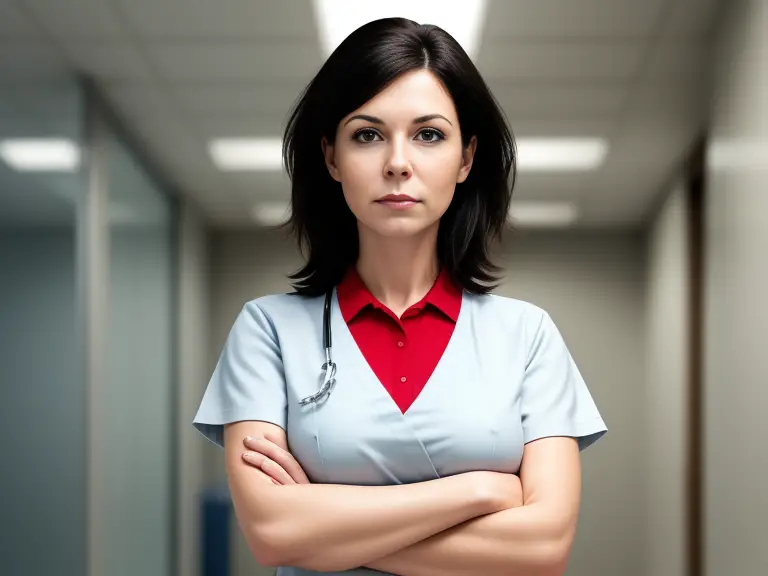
[241,292,323,323]
[463,292,554,353]
[233,292,324,340]
[465,291,549,329]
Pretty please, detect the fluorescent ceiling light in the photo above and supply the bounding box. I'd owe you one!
[0,138,81,172]
[516,138,608,172]
[209,138,283,171]
[509,202,579,228]
[252,201,291,226]
[312,0,488,58]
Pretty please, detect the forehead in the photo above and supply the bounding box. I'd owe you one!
[346,70,457,121]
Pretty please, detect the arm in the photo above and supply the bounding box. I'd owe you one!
[365,437,581,576]
[226,420,517,571]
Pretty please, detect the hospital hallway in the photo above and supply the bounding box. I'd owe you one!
[0,1,765,575]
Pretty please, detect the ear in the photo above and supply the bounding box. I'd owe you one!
[456,136,477,184]
[321,137,341,182]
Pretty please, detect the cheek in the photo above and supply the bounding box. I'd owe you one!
[420,153,463,204]
[336,144,373,179]
[336,156,375,209]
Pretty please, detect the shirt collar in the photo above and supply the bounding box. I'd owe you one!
[337,266,462,323]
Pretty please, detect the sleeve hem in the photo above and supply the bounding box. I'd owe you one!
[523,416,607,452]
[193,407,287,448]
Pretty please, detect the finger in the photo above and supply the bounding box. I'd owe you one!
[243,437,311,484]
[243,449,296,484]
[242,452,296,485]
[242,459,281,485]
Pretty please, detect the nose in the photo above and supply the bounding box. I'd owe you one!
[383,138,412,180]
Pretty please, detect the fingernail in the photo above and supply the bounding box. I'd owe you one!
[245,436,253,442]
[242,452,252,460]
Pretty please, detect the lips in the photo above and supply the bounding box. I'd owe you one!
[375,194,421,211]
[376,194,419,203]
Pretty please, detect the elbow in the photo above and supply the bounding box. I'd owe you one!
[540,536,571,576]
[245,522,341,571]
[244,521,294,568]
[524,533,572,576]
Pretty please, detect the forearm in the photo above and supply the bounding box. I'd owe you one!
[366,502,573,576]
[229,468,493,571]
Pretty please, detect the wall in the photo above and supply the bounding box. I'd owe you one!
[495,230,647,576]
[177,202,210,576]
[100,227,173,576]
[205,228,647,576]
[704,0,768,572]
[645,179,690,576]
[0,228,86,576]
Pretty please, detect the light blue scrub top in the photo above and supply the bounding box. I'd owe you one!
[194,290,607,576]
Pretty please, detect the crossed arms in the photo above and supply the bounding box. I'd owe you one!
[224,421,581,576]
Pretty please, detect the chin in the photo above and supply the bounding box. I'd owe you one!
[364,216,439,239]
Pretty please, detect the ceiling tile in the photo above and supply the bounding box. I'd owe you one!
[489,81,628,118]
[483,0,668,39]
[0,1,41,37]
[173,81,305,114]
[641,41,709,85]
[60,41,153,80]
[662,0,723,39]
[18,0,124,38]
[511,117,619,138]
[196,114,289,138]
[625,86,707,130]
[5,81,82,122]
[0,41,68,78]
[118,0,317,39]
[228,171,291,194]
[512,173,591,200]
[478,41,648,80]
[582,176,662,227]
[101,81,184,122]
[147,41,323,81]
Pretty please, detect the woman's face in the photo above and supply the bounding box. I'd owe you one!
[322,69,476,239]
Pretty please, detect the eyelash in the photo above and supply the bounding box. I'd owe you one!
[353,128,445,144]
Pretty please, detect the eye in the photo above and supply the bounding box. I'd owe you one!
[416,128,445,143]
[354,129,381,143]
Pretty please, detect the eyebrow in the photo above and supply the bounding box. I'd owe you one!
[343,113,453,127]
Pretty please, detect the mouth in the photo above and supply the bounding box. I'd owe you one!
[375,194,421,210]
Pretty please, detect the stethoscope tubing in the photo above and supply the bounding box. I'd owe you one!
[298,290,336,406]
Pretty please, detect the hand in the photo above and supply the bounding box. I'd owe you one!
[467,470,524,513]
[242,435,311,485]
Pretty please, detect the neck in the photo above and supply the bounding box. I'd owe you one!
[356,225,440,317]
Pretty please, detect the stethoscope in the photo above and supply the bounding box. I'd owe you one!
[298,290,337,406]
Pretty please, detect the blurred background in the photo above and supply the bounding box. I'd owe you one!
[0,0,765,575]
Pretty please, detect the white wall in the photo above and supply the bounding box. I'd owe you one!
[206,228,647,576]
[177,202,210,576]
[645,179,690,576]
[704,0,768,573]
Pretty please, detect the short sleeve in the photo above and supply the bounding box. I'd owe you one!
[520,311,607,451]
[193,301,287,448]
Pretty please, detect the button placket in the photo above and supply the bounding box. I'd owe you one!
[396,330,408,390]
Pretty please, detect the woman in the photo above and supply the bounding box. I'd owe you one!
[194,17,607,576]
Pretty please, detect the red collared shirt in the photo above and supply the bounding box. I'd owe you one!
[336,268,462,413]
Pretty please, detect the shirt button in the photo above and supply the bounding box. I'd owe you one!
[397,341,404,348]
[400,376,407,383]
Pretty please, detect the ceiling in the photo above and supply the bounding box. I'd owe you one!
[0,0,721,229]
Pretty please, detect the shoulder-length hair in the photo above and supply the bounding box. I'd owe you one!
[283,17,516,297]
